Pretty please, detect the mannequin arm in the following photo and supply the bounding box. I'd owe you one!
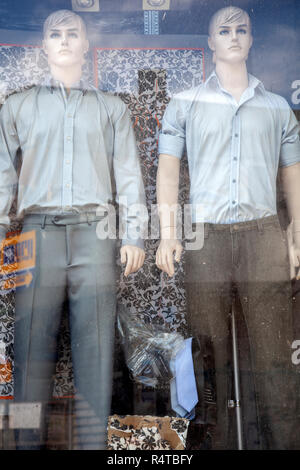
[280,162,300,274]
[155,153,183,277]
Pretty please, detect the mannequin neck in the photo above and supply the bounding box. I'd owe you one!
[215,61,249,103]
[49,64,83,91]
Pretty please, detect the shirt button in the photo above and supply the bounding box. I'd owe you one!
[67,113,72,118]
[233,157,237,161]
[232,179,236,183]
[67,136,71,142]
[235,133,238,138]
[232,200,236,204]
[66,160,70,164]
[66,183,70,188]
[233,224,239,230]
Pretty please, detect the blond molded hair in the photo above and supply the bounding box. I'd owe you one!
[43,9,87,38]
[208,6,251,36]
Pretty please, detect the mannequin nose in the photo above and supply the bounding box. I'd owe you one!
[61,33,68,45]
[231,30,238,41]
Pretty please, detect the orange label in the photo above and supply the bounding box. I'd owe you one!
[0,361,12,384]
[0,231,36,274]
[2,271,33,290]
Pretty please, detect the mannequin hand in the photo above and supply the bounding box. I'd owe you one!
[292,232,300,280]
[290,245,300,280]
[156,239,183,277]
[120,245,145,276]
[287,227,300,280]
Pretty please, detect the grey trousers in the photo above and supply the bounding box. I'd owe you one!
[185,215,300,449]
[13,213,117,449]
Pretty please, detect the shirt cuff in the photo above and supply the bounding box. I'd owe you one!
[121,237,144,250]
[158,134,184,159]
[279,153,300,167]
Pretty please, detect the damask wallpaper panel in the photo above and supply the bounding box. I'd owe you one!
[96,46,204,331]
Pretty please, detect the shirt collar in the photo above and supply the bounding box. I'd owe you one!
[205,69,265,95]
[42,75,92,95]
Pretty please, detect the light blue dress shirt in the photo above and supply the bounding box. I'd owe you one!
[159,71,300,224]
[0,79,147,247]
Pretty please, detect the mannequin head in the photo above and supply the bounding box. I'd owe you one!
[208,6,253,65]
[43,10,89,72]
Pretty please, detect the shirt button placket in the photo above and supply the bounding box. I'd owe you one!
[62,99,76,211]
[230,111,240,221]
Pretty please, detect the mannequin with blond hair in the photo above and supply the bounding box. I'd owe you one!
[156,6,300,449]
[0,9,146,449]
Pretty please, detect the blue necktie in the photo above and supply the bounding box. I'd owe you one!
[170,337,198,419]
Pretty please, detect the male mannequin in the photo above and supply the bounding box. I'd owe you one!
[0,10,146,449]
[156,6,300,449]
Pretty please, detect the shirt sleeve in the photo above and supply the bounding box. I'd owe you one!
[279,105,300,168]
[0,97,19,237]
[112,100,148,249]
[158,95,187,159]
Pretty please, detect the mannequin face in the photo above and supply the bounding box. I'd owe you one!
[43,18,89,70]
[208,19,253,65]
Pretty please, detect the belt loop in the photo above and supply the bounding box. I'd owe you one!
[204,224,209,239]
[257,218,263,234]
[87,213,92,226]
[41,215,46,230]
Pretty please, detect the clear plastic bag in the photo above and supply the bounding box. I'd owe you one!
[117,305,185,388]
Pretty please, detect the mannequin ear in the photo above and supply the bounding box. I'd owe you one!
[42,40,48,55]
[245,35,253,60]
[249,34,253,49]
[84,39,90,54]
[208,36,215,52]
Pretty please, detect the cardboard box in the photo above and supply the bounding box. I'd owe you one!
[107,415,189,450]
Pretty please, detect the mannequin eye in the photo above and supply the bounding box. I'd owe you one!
[237,28,247,34]
[68,32,78,38]
[49,32,60,38]
[219,29,229,35]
